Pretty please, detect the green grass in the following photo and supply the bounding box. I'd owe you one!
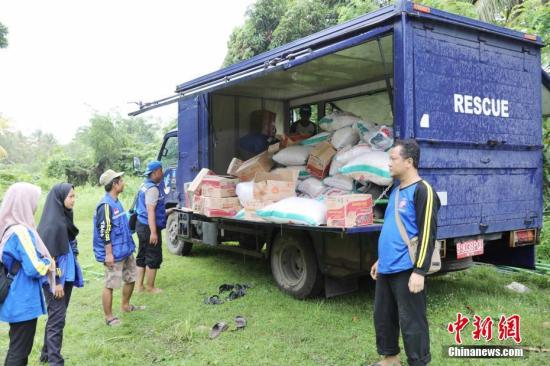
[0,183,549,365]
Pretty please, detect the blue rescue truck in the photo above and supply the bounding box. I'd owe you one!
[131,0,549,299]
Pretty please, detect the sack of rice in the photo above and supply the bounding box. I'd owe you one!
[256,197,327,226]
[315,187,352,202]
[273,145,313,166]
[323,175,354,191]
[329,159,345,177]
[365,125,394,151]
[339,151,392,186]
[318,111,363,131]
[300,132,332,147]
[331,127,359,150]
[236,181,254,207]
[297,177,326,198]
[353,120,379,141]
[334,143,373,164]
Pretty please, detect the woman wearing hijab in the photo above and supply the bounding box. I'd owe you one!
[37,183,83,366]
[0,182,56,366]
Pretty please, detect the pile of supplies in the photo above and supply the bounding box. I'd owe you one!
[185,110,394,228]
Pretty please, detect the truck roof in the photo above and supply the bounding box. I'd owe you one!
[175,0,543,95]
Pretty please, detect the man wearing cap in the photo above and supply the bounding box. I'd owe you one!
[135,161,172,293]
[93,170,142,326]
[290,105,318,135]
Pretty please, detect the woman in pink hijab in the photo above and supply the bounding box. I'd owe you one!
[0,182,55,366]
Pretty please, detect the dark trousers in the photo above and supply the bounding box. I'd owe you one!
[135,221,163,269]
[5,318,37,366]
[40,282,74,366]
[374,269,431,366]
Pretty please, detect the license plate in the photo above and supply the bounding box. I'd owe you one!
[456,238,484,259]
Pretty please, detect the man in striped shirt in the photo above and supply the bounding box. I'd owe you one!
[368,139,440,366]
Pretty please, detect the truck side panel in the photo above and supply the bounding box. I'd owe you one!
[410,18,542,240]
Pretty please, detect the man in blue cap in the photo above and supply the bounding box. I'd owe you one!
[135,161,172,293]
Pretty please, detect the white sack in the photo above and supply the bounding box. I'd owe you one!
[256,197,327,226]
[273,145,313,166]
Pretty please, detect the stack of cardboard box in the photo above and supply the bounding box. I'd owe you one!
[186,169,242,217]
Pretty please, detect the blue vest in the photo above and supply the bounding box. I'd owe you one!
[93,193,135,262]
[136,179,167,230]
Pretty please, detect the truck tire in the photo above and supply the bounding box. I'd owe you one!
[166,213,184,255]
[270,233,323,299]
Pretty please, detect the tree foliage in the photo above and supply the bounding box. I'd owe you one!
[224,0,549,70]
[0,22,8,48]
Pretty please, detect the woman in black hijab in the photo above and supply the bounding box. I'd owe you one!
[37,183,83,366]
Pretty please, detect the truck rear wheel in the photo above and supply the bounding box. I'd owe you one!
[270,233,322,299]
[166,213,190,256]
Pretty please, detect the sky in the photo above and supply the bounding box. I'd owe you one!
[0,0,255,143]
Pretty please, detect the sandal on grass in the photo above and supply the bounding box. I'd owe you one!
[235,315,247,330]
[209,322,229,339]
[106,317,121,326]
[204,295,224,305]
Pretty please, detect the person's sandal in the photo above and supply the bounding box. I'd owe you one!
[235,315,247,330]
[106,317,121,326]
[204,295,224,305]
[209,322,229,339]
[218,284,234,293]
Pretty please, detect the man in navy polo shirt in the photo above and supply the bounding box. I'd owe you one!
[368,139,440,366]
[135,161,173,293]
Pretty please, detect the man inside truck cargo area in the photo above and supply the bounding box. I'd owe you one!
[369,139,440,366]
[238,109,278,160]
[135,160,173,294]
[289,105,318,135]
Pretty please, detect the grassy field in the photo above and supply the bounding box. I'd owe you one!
[0,181,549,365]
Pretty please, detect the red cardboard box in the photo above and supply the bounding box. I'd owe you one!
[326,194,373,228]
[201,175,239,197]
[202,197,241,218]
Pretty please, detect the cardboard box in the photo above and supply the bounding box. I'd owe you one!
[277,133,311,148]
[227,158,243,176]
[234,151,274,181]
[326,194,374,228]
[202,196,241,218]
[192,195,204,214]
[307,141,336,179]
[243,199,275,222]
[201,175,239,198]
[253,170,298,202]
[187,168,214,195]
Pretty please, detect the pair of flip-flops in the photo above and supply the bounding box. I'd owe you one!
[209,316,247,339]
[220,283,251,301]
[204,284,253,305]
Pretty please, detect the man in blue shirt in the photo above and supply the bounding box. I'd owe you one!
[135,161,172,294]
[238,109,278,160]
[368,140,440,366]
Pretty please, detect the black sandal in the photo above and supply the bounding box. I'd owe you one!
[204,295,224,305]
[209,322,229,339]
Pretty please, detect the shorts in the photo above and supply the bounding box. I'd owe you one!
[135,221,163,269]
[104,255,137,289]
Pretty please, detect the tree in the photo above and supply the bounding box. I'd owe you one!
[0,22,8,48]
[224,0,548,69]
